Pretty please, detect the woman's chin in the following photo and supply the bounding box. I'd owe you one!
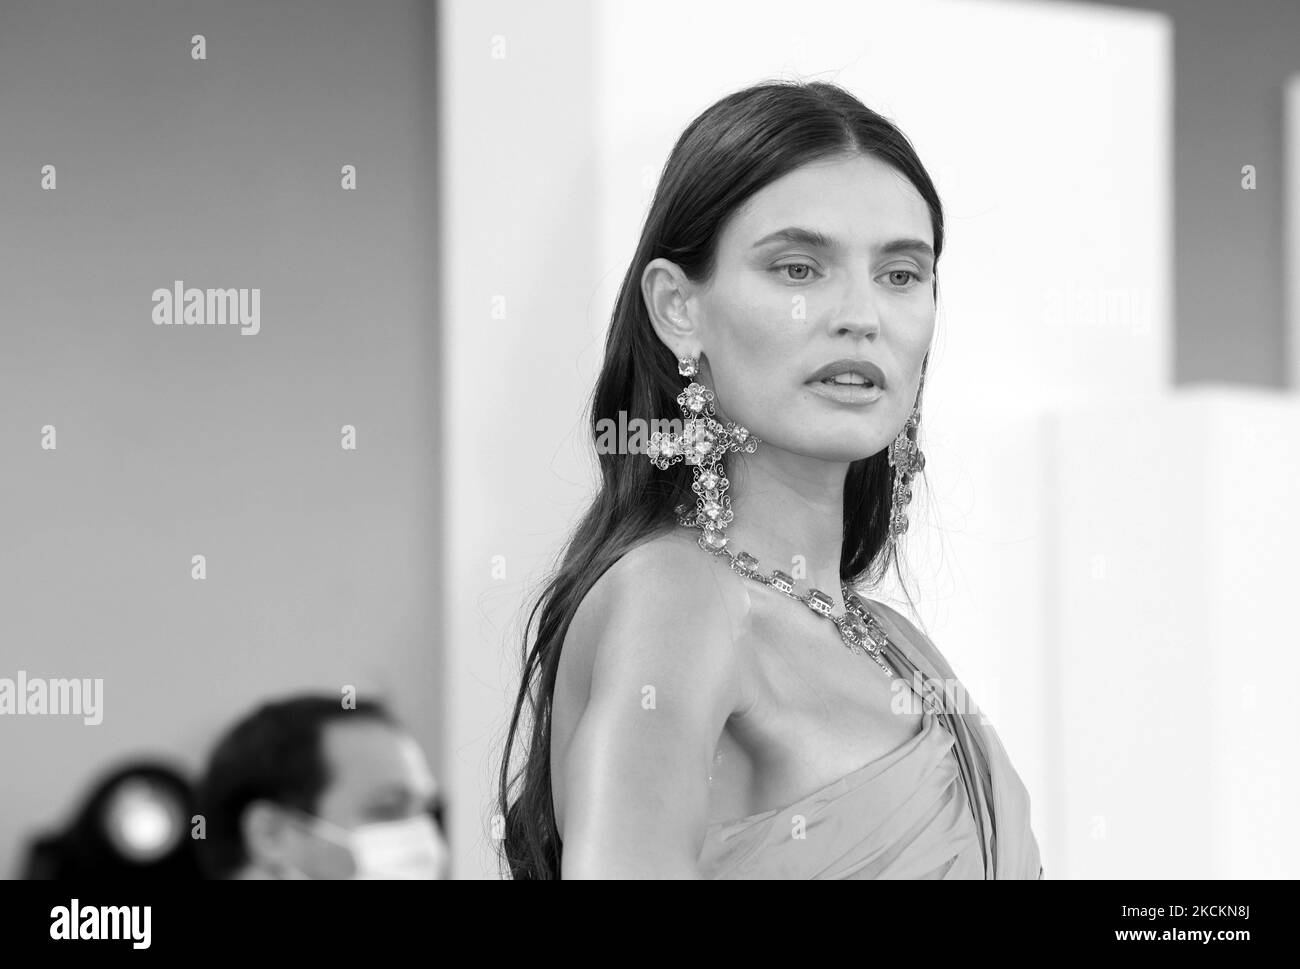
[784,440,890,464]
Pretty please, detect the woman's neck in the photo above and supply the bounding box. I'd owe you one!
[718,447,848,602]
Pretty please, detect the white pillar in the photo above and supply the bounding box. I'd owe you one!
[1052,389,1300,877]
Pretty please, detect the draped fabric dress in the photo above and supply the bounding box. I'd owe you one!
[696,598,1044,879]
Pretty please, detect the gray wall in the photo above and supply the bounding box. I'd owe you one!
[1049,0,1300,387]
[0,0,441,878]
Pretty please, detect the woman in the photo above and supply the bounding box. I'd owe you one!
[497,79,1043,879]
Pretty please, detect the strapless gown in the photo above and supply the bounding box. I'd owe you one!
[697,597,1044,879]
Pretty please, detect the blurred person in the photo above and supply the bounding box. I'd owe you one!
[195,695,449,879]
[498,79,1043,879]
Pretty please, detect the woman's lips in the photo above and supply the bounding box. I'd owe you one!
[806,379,885,405]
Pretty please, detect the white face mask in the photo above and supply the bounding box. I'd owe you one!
[290,811,448,880]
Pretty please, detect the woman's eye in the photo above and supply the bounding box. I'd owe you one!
[886,269,922,287]
[774,262,817,282]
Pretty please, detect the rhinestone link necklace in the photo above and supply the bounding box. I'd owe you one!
[674,507,948,721]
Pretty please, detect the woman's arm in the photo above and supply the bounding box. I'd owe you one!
[557,548,749,879]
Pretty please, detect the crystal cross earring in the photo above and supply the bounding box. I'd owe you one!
[647,354,757,551]
[886,368,926,542]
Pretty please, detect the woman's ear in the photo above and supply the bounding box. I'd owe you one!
[641,257,702,360]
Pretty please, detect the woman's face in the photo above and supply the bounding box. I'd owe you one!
[684,153,936,464]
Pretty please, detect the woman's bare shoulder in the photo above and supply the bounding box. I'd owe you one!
[562,527,755,695]
[582,527,751,626]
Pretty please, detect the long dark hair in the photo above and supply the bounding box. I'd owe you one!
[496,79,945,879]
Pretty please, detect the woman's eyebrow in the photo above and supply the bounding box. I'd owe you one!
[751,226,934,262]
[878,238,935,262]
[751,226,835,249]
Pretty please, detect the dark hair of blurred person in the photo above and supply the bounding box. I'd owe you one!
[193,695,449,879]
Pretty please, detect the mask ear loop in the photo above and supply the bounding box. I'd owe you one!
[288,807,351,844]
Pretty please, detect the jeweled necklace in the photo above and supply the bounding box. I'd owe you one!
[670,510,948,723]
